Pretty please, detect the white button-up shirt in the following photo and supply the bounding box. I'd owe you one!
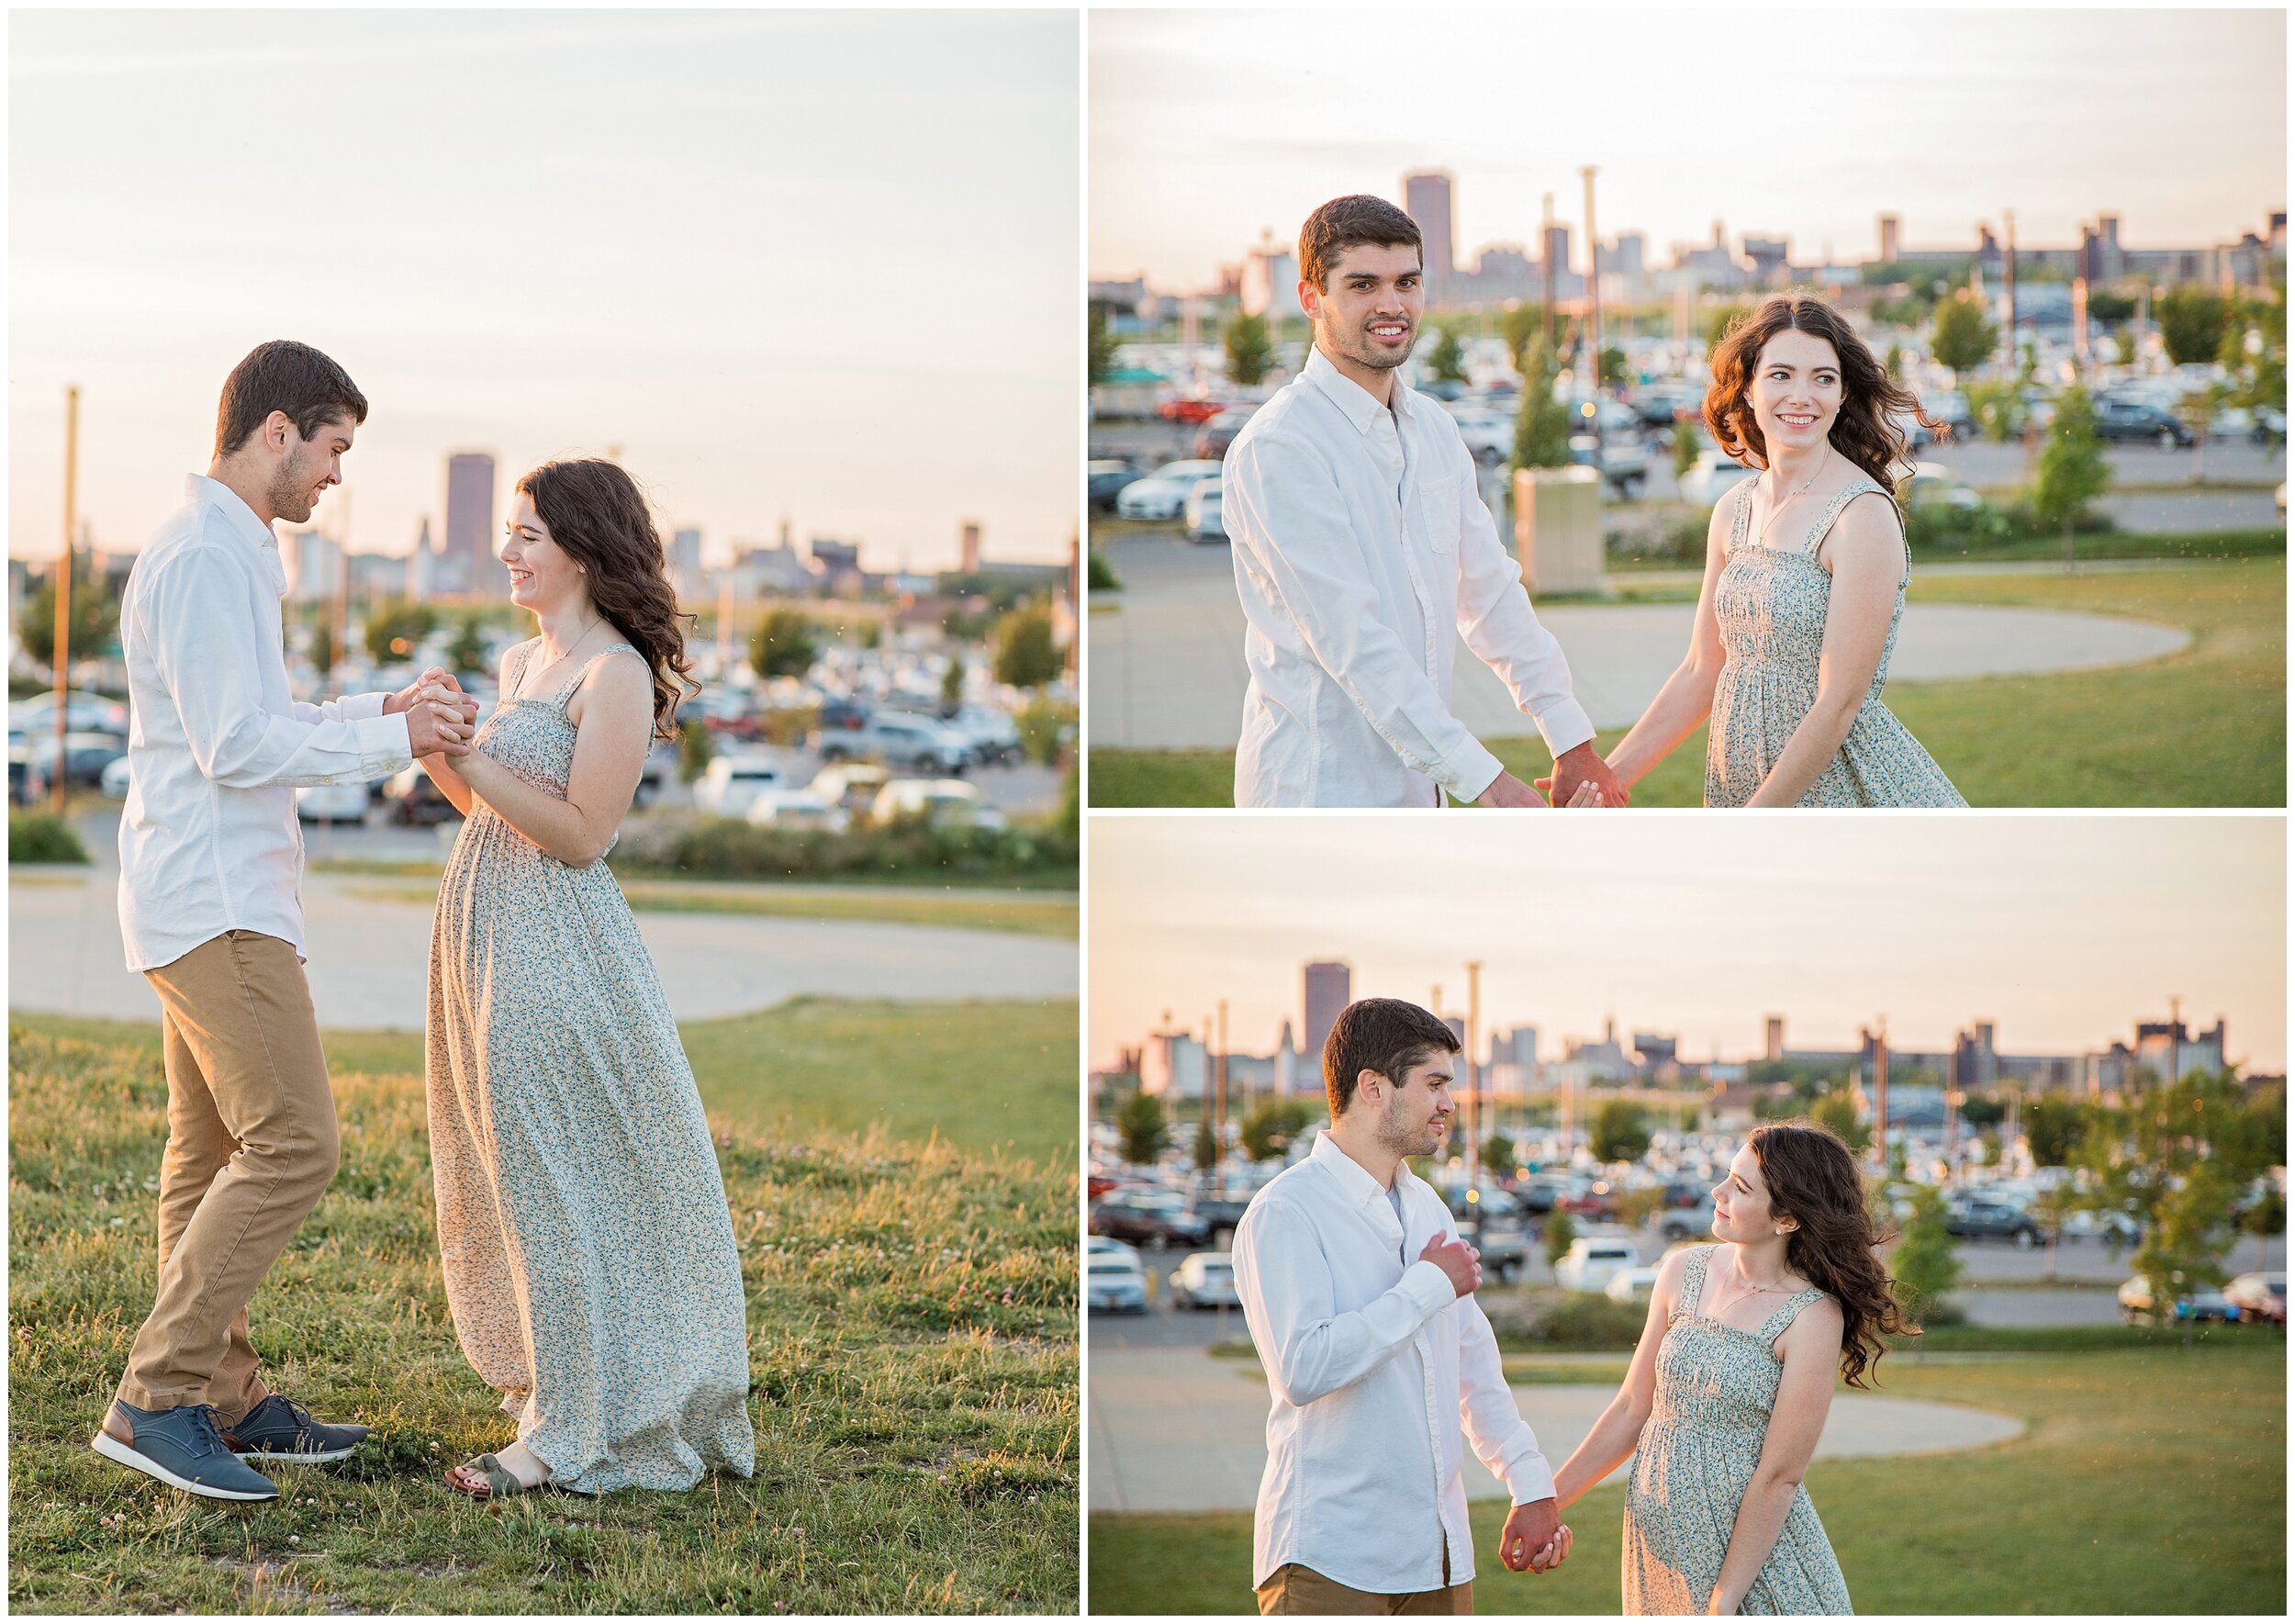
[1233,1130,1557,1595]
[116,475,412,971]
[1225,345,1596,807]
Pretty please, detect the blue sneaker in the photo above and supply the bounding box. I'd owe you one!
[92,1401,279,1501]
[222,1394,371,1464]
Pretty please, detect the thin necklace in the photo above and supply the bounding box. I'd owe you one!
[1755,446,1831,549]
[1707,1251,1794,1317]
[522,614,603,700]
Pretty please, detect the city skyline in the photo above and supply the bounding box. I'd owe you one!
[1090,8,2285,290]
[9,10,1078,569]
[1087,818,2286,1073]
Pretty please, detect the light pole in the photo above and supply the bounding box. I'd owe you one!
[1582,166,1603,455]
[51,386,81,816]
[1465,960,1483,1249]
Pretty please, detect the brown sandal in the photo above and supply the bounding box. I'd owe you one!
[444,1453,530,1500]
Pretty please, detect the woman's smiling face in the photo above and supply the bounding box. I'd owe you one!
[1711,1142,1787,1243]
[1746,327,1843,456]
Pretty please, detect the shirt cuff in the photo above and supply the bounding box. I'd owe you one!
[1502,1449,1559,1507]
[1441,740,1506,806]
[356,711,414,779]
[1398,1258,1460,1321]
[1532,698,1597,762]
[338,691,390,722]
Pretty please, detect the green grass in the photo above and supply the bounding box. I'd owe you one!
[18,999,1078,1174]
[332,877,1078,939]
[8,1018,1078,1614]
[1088,1345,2283,1614]
[1088,559,2284,808]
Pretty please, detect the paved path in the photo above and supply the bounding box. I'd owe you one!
[1091,538,2191,749]
[10,863,1078,1030]
[1087,1346,2023,1515]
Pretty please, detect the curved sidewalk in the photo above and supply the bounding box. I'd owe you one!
[9,866,1079,1029]
[1087,1346,2023,1515]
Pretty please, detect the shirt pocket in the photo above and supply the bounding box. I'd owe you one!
[1416,472,1462,556]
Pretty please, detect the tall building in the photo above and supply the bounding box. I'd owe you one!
[668,527,704,603]
[409,517,436,602]
[960,521,982,575]
[1402,170,1455,304]
[1764,1015,1785,1062]
[284,527,341,604]
[1302,959,1352,1062]
[442,453,498,599]
[1878,213,1901,263]
[1241,230,1301,319]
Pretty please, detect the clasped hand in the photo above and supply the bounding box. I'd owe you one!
[388,666,479,758]
[1500,1496,1573,1574]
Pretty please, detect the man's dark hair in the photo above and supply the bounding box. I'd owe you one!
[1324,997,1461,1120]
[213,341,368,459]
[1299,196,1423,292]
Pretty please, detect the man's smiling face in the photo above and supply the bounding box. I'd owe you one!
[1302,241,1424,375]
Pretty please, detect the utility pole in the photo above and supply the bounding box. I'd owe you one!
[1217,999,1232,1133]
[51,386,81,815]
[1582,166,1603,408]
[1465,961,1483,1244]
[1540,193,1557,346]
[332,488,353,689]
[1872,1018,1890,1178]
[2003,209,2018,375]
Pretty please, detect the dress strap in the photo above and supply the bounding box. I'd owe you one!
[1755,1284,1829,1347]
[1677,1244,1718,1318]
[547,642,643,708]
[1796,475,1890,555]
[1730,477,1755,552]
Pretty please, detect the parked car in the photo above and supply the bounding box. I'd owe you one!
[1189,1186,1254,1247]
[1086,1234,1140,1265]
[2060,1208,2142,1245]
[1091,1192,1210,1249]
[1945,1199,2041,1248]
[819,711,972,775]
[744,787,848,833]
[1443,405,1514,465]
[1184,479,1226,543]
[2117,1275,2244,1325]
[1606,1262,1665,1304]
[693,752,791,819]
[22,730,127,793]
[10,689,129,739]
[1676,449,1756,506]
[296,779,371,825]
[1514,1172,1573,1215]
[1901,461,1984,511]
[1115,459,1224,521]
[1087,1253,1149,1314]
[1553,1236,1640,1294]
[1193,409,1253,460]
[941,703,1023,767]
[2093,397,2196,448]
[809,761,890,813]
[2223,1271,2286,1324]
[1168,1251,1242,1311]
[100,753,134,800]
[1569,432,1651,497]
[869,777,1007,831]
[381,765,460,825]
[1088,459,1141,512]
[1157,398,1226,426]
[2250,406,2287,443]
[1658,1197,1716,1243]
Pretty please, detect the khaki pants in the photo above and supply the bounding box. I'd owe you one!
[114,931,340,1421]
[1257,1549,1472,1616]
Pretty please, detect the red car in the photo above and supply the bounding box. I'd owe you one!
[1158,398,1226,425]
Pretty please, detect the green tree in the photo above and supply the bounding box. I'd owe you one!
[1511,337,1574,471]
[1192,1110,1220,1173]
[1598,344,1628,387]
[992,601,1060,689]
[1671,419,1702,482]
[1543,1206,1578,1269]
[1964,380,2024,443]
[1811,1090,1871,1152]
[749,608,819,679]
[1931,291,1998,376]
[2073,1070,2254,1333]
[1240,1098,1314,1162]
[18,553,122,679]
[2033,386,2113,573]
[363,599,437,666]
[1483,1131,1517,1175]
[1702,303,1753,353]
[309,617,338,683]
[1883,341,1905,380]
[1500,304,1550,370]
[1427,322,1467,385]
[1225,311,1275,387]
[2239,1185,2286,1270]
[2021,1098,2090,1168]
[2156,288,2232,367]
[446,610,490,678]
[1115,1090,1168,1168]
[1089,303,1118,386]
[677,715,716,784]
[940,651,965,712]
[1590,1101,1651,1164]
[1889,1184,1964,1326]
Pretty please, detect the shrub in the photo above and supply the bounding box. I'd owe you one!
[610,809,1077,885]
[1481,1285,1649,1350]
[9,811,89,865]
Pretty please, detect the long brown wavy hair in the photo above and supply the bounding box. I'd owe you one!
[1703,294,1941,504]
[515,458,699,738]
[1747,1121,1915,1389]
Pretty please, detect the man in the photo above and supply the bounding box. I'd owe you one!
[1225,195,1626,809]
[95,340,477,1502]
[1233,997,1575,1615]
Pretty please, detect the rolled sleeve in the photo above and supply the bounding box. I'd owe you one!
[1230,432,1503,799]
[1236,1197,1457,1408]
[1452,458,1597,761]
[1457,1292,1557,1506]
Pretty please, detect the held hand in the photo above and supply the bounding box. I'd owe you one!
[387,666,465,715]
[1531,777,1606,808]
[406,699,474,759]
[1501,1498,1569,1573]
[1473,770,1546,809]
[1548,742,1628,809]
[1418,1233,1483,1298]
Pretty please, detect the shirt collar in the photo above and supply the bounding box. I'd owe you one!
[1303,343,1413,436]
[1310,1127,1401,1210]
[187,474,280,553]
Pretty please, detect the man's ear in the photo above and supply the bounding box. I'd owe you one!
[1355,1067,1386,1106]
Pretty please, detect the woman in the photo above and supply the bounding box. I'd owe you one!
[1551,1123,1912,1614]
[414,457,755,1498]
[1604,295,1965,806]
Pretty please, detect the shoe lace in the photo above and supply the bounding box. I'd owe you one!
[182,1405,232,1454]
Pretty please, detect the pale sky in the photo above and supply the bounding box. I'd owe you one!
[1090,7,2286,288]
[1088,817,2287,1073]
[11,10,1078,570]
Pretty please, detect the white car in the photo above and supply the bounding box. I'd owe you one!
[1443,405,1514,465]
[1115,459,1224,521]
[1676,450,1756,507]
[1168,1251,1242,1310]
[1183,479,1226,543]
[693,752,790,819]
[942,704,1022,767]
[870,777,1007,831]
[744,787,849,833]
[1605,1262,1664,1305]
[1903,461,1984,511]
[296,779,371,824]
[100,754,133,800]
[1553,1236,1640,1294]
[809,761,890,812]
